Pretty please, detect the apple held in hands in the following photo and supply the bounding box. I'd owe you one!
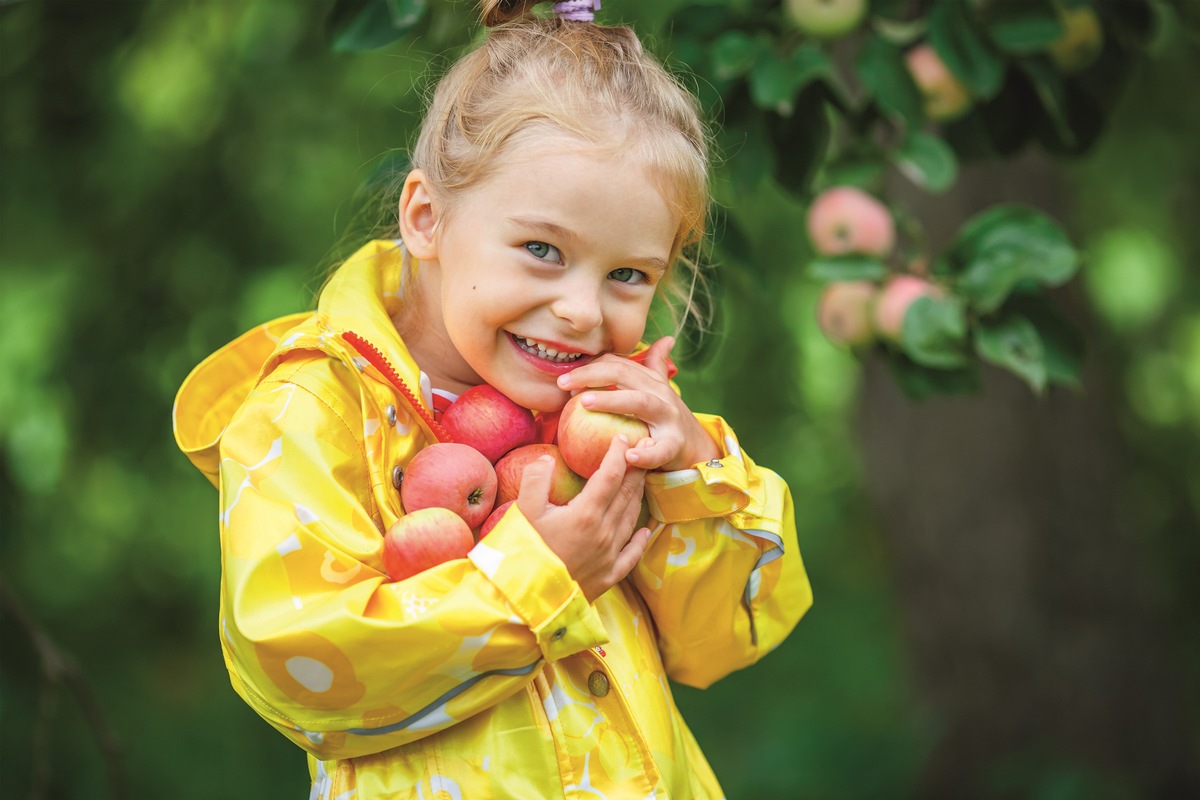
[495,443,585,506]
[383,507,475,582]
[400,442,498,529]
[441,384,538,464]
[556,393,650,479]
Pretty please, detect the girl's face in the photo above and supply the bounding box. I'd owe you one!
[403,136,679,412]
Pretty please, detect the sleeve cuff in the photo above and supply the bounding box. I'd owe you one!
[644,414,752,524]
[468,505,608,662]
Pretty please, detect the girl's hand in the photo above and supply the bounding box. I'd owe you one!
[517,435,652,603]
[556,337,721,472]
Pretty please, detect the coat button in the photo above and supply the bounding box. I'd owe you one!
[588,671,610,697]
[705,458,724,468]
[392,466,403,489]
[386,404,398,427]
[552,627,567,640]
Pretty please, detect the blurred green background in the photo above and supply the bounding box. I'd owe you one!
[2,1,1198,798]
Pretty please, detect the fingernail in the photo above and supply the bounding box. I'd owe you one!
[581,393,594,407]
[617,434,629,444]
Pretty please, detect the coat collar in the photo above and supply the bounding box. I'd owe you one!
[173,240,430,484]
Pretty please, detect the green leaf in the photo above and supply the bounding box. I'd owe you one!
[1017,55,1078,149]
[856,33,923,125]
[749,45,832,114]
[975,314,1048,393]
[711,31,770,81]
[819,159,887,192]
[894,130,958,193]
[328,0,426,52]
[807,256,888,282]
[928,1,1006,98]
[984,1,1065,54]
[750,50,795,113]
[950,205,1079,312]
[789,45,835,89]
[887,354,981,401]
[900,295,971,369]
[1004,292,1086,388]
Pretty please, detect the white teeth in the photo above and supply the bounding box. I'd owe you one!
[514,335,583,363]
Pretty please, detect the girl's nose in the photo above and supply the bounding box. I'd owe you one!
[550,281,604,332]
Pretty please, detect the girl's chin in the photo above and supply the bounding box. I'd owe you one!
[507,385,570,414]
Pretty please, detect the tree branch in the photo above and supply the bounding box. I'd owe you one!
[0,578,127,799]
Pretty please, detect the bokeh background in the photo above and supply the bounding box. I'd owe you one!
[2,1,1198,798]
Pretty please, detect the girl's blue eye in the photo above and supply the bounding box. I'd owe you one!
[609,267,647,284]
[525,241,562,262]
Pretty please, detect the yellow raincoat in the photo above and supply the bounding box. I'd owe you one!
[173,240,813,799]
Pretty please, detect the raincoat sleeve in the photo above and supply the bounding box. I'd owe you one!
[631,413,812,689]
[216,355,607,760]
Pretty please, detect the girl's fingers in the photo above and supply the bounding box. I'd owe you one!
[625,438,672,470]
[577,435,632,504]
[558,355,663,393]
[577,388,662,420]
[610,527,653,580]
[641,336,675,379]
[515,455,554,516]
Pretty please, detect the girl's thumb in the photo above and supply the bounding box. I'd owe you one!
[517,455,554,510]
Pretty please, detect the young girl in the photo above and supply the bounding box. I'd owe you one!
[174,1,812,797]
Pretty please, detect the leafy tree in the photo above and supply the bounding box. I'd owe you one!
[3,1,1198,798]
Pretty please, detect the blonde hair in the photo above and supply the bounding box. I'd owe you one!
[406,0,712,335]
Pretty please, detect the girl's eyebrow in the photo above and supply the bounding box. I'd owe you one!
[507,216,669,276]
[507,216,577,243]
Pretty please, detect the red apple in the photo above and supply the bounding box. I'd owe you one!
[905,44,972,122]
[441,384,538,464]
[495,443,586,506]
[817,280,878,347]
[872,275,944,342]
[400,442,497,529]
[556,393,650,479]
[806,187,896,257]
[784,0,867,40]
[479,500,515,540]
[383,507,475,581]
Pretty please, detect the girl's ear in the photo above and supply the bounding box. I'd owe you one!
[398,170,439,261]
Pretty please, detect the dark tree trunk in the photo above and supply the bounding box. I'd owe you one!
[858,153,1199,797]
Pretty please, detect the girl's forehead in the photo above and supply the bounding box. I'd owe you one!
[496,126,634,168]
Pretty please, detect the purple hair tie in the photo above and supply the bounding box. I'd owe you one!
[552,0,600,22]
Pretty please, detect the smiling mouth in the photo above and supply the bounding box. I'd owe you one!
[512,335,587,363]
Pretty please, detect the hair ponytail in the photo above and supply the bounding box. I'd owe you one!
[478,0,541,27]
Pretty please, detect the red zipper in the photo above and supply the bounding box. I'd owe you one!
[342,331,453,444]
